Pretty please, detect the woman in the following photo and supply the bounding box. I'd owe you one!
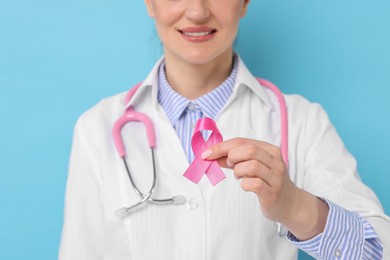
[59,0,389,259]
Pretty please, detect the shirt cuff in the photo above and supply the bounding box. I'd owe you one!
[287,198,382,259]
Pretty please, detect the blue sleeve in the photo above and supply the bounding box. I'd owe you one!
[287,198,383,259]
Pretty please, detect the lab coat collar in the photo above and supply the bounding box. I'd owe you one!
[124,57,163,109]
[124,56,274,111]
[231,56,274,110]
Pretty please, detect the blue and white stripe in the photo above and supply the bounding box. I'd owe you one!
[288,198,383,259]
[157,56,383,259]
[158,55,238,162]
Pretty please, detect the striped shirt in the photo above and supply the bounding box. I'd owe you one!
[157,57,383,259]
[158,55,238,162]
[289,199,383,259]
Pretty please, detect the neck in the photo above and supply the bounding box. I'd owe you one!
[164,52,234,100]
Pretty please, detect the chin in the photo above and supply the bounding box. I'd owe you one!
[177,49,233,66]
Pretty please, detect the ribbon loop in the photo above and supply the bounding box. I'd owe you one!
[183,117,225,186]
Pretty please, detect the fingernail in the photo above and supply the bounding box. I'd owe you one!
[202,149,212,159]
[226,159,234,167]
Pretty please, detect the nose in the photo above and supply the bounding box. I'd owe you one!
[185,0,210,22]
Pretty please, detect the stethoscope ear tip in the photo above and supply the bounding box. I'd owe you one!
[172,195,187,205]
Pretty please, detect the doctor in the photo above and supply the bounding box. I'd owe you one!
[59,0,390,259]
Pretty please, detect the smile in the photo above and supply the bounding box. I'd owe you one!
[178,28,217,42]
[182,31,213,37]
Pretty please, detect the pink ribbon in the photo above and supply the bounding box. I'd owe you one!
[183,117,225,186]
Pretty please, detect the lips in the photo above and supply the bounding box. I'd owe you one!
[178,27,217,42]
[182,31,214,37]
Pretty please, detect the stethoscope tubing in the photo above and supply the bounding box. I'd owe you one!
[116,148,187,218]
[113,78,289,236]
[115,150,157,218]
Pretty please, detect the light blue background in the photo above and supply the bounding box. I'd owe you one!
[0,0,389,259]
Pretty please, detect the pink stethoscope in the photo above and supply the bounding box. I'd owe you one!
[112,78,289,236]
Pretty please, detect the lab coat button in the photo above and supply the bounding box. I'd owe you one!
[187,199,198,210]
[334,249,342,258]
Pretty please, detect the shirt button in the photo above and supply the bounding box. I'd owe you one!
[187,103,195,110]
[334,249,342,258]
[187,199,198,210]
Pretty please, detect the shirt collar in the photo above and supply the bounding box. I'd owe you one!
[157,55,239,125]
[124,55,275,113]
[157,63,190,125]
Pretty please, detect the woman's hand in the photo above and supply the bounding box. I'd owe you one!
[202,137,329,240]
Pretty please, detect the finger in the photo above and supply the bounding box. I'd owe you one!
[210,156,236,169]
[241,177,272,200]
[242,177,282,210]
[214,156,229,168]
[203,138,282,163]
[234,160,274,186]
[226,143,275,169]
[202,137,248,160]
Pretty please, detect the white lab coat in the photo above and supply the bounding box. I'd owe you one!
[59,57,390,260]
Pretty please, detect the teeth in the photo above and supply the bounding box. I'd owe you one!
[183,31,211,37]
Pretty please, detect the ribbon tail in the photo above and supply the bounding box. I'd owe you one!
[205,161,226,186]
[183,156,212,184]
[184,117,225,186]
